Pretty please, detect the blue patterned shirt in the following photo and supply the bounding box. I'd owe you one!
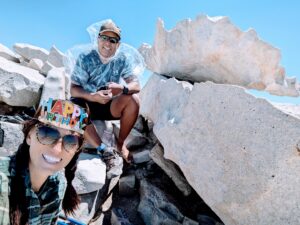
[71,49,137,92]
[0,156,67,225]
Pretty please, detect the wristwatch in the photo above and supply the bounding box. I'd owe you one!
[122,86,129,95]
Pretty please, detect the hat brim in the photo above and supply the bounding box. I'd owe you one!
[99,29,121,39]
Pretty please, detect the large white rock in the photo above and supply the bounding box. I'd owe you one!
[13,43,49,63]
[28,58,44,71]
[73,153,106,194]
[149,143,192,196]
[40,61,55,76]
[0,43,19,63]
[271,103,300,119]
[0,121,23,156]
[47,45,66,68]
[0,57,45,106]
[39,67,66,105]
[139,16,299,97]
[140,73,300,225]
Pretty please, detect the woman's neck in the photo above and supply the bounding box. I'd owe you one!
[29,163,50,192]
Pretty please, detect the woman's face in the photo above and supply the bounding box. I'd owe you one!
[26,124,81,176]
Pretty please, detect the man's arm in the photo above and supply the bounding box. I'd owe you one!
[71,84,112,104]
[124,76,140,94]
[70,84,94,101]
[107,76,140,96]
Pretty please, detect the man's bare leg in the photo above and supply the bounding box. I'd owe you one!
[84,124,102,147]
[110,94,139,162]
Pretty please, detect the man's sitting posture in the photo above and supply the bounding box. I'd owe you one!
[70,20,141,163]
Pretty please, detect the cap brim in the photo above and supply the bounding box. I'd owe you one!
[99,30,121,39]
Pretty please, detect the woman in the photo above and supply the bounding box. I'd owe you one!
[0,98,89,225]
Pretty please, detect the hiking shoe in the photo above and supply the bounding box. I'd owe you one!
[101,147,123,179]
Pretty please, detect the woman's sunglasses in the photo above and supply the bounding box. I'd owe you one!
[36,125,83,152]
[98,34,120,44]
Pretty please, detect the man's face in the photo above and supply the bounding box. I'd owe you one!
[98,31,120,58]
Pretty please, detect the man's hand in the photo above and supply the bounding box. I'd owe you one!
[107,82,123,96]
[91,90,112,104]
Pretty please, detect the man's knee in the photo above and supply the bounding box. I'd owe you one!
[132,94,140,107]
[127,94,139,113]
[119,94,139,109]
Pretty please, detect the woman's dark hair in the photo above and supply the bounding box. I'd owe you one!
[9,107,85,224]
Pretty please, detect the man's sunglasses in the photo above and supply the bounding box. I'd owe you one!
[36,125,83,152]
[98,34,120,44]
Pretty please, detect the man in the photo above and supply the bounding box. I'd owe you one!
[70,20,141,163]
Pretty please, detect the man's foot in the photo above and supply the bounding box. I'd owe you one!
[101,147,123,179]
[117,142,133,164]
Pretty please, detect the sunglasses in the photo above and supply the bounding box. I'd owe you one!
[98,34,120,44]
[36,125,83,152]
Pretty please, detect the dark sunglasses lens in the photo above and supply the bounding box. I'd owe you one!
[37,126,60,145]
[109,38,118,44]
[63,135,80,151]
[99,35,108,41]
[99,35,118,44]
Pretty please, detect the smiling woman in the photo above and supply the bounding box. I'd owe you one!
[0,98,89,225]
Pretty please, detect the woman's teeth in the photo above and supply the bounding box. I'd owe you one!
[43,154,61,164]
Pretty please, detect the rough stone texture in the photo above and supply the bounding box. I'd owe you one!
[112,121,148,150]
[138,179,194,225]
[19,56,29,67]
[40,61,55,76]
[133,150,151,164]
[13,43,49,63]
[39,67,66,106]
[28,58,44,71]
[139,16,299,97]
[271,102,300,119]
[47,45,66,68]
[119,174,136,196]
[140,73,300,225]
[0,43,19,62]
[182,217,199,225]
[73,153,106,194]
[0,121,23,156]
[0,57,45,106]
[111,208,132,225]
[150,143,192,196]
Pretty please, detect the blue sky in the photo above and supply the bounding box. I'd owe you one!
[0,0,299,104]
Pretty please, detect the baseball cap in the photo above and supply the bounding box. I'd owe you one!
[99,20,121,39]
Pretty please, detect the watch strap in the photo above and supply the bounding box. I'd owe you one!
[122,86,129,95]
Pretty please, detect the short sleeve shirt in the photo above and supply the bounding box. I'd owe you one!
[71,50,136,93]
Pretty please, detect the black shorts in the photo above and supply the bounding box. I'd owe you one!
[71,97,120,120]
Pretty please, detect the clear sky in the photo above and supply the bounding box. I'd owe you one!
[0,0,299,104]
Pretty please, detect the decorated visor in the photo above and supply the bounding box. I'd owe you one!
[38,98,89,134]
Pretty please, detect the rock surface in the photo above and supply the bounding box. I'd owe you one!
[0,57,45,106]
[47,45,66,68]
[140,73,300,225]
[39,67,66,105]
[0,121,23,156]
[150,143,192,196]
[0,43,19,62]
[13,43,49,63]
[73,153,106,194]
[139,15,299,97]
